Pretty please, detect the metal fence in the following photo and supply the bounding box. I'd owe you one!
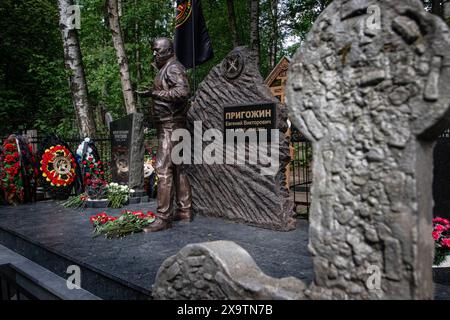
[440,128,450,139]
[0,265,35,300]
[27,136,112,165]
[289,130,312,216]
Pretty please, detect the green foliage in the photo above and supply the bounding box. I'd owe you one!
[5,0,443,138]
[0,0,75,136]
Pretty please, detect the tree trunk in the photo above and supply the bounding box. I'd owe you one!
[250,0,260,69]
[57,0,96,138]
[226,0,239,48]
[134,0,142,111]
[269,0,279,70]
[106,0,137,114]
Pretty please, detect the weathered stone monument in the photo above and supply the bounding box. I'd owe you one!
[110,113,145,192]
[186,46,296,231]
[286,0,450,299]
[153,0,450,300]
[152,241,306,300]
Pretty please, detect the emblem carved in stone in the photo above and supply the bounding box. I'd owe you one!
[222,52,244,80]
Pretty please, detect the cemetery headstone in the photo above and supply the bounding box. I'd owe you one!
[433,131,450,221]
[286,0,450,299]
[187,46,296,231]
[110,113,146,201]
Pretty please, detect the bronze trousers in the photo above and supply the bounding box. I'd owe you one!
[155,121,192,221]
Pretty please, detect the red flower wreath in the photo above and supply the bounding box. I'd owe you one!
[40,145,77,187]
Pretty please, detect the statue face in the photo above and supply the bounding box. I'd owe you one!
[152,38,174,68]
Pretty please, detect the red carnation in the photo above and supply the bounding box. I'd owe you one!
[442,238,450,248]
[5,154,15,163]
[433,231,440,241]
[89,164,94,169]
[4,143,15,152]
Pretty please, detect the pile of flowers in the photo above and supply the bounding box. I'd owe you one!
[433,217,450,266]
[107,183,135,208]
[82,156,105,186]
[90,210,156,238]
[0,139,23,204]
[86,177,108,200]
[144,147,158,198]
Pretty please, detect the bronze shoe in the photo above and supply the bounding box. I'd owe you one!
[173,211,193,223]
[143,217,172,232]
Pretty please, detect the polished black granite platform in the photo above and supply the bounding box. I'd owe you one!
[0,201,448,300]
[0,201,313,299]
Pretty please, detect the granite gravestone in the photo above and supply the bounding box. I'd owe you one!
[433,131,450,221]
[286,0,450,299]
[186,46,296,231]
[110,113,145,194]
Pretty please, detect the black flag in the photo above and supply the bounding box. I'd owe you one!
[174,0,214,69]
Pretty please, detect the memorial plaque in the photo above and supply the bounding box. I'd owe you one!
[223,102,276,131]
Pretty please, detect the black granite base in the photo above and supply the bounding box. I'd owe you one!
[0,201,314,300]
[0,201,449,300]
[85,199,110,209]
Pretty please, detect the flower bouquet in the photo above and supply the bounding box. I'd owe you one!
[86,178,108,200]
[62,193,88,209]
[90,210,156,238]
[107,183,135,208]
[433,217,450,266]
[0,139,23,205]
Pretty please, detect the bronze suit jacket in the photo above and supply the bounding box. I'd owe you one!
[151,57,190,123]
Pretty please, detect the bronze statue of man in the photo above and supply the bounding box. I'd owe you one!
[137,37,193,232]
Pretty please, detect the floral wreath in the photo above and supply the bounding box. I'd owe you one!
[40,145,77,187]
[0,140,22,204]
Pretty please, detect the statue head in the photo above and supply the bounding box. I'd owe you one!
[152,38,174,69]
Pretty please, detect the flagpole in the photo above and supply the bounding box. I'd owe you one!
[191,0,196,95]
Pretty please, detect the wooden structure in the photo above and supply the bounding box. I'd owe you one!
[264,56,290,104]
[265,57,293,189]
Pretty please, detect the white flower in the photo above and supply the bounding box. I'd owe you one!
[130,189,135,193]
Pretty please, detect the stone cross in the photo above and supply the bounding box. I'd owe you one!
[286,0,450,299]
